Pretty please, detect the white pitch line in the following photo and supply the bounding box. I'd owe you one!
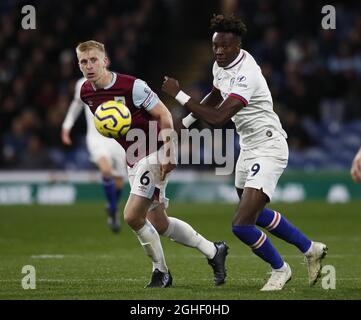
[31,254,64,259]
[25,253,361,260]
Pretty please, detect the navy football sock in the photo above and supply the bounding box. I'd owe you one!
[257,208,312,253]
[232,225,284,269]
[102,176,117,214]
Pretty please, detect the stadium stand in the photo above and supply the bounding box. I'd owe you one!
[0,0,360,171]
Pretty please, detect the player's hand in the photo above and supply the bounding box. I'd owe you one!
[162,76,180,98]
[61,129,72,145]
[351,148,361,183]
[160,163,176,181]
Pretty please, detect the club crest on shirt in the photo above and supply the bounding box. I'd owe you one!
[114,96,126,104]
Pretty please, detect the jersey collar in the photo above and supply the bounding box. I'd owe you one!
[104,72,117,89]
[90,72,117,91]
[223,50,245,70]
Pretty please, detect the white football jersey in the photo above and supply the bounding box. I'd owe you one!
[62,77,99,138]
[213,50,287,150]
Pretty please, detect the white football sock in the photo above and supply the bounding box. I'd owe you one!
[304,241,314,256]
[273,262,286,271]
[162,217,216,259]
[135,219,168,273]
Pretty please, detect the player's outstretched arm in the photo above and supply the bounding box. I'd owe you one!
[61,80,85,145]
[61,100,83,145]
[182,87,224,128]
[148,101,177,180]
[162,76,244,127]
[351,147,361,183]
[61,128,72,145]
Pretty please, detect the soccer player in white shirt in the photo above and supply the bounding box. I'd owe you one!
[62,78,127,233]
[162,14,327,291]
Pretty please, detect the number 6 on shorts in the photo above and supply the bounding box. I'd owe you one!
[140,170,150,186]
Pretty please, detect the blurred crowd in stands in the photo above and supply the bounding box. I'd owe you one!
[1,0,361,171]
[244,0,361,149]
[0,0,168,169]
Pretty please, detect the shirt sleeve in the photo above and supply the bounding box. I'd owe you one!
[229,68,258,106]
[62,78,86,130]
[132,79,159,111]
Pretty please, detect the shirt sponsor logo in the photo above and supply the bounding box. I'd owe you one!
[237,75,246,82]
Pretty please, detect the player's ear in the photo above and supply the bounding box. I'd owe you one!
[104,55,110,68]
[76,54,81,68]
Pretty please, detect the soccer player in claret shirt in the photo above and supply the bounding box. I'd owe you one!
[62,77,127,233]
[75,40,228,288]
[162,15,327,291]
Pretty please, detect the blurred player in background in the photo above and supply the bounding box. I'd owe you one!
[351,148,361,183]
[75,40,228,288]
[62,78,127,233]
[162,14,327,291]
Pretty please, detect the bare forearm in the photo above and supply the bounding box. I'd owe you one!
[201,88,223,107]
[185,98,223,126]
[183,90,222,127]
[159,112,177,166]
[158,109,174,137]
[162,76,241,127]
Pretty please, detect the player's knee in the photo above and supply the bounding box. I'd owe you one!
[97,158,112,177]
[124,209,143,229]
[100,169,112,178]
[115,177,124,189]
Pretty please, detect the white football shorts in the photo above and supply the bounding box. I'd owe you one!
[235,136,289,200]
[128,149,169,211]
[86,133,127,178]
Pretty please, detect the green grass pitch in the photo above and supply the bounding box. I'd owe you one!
[1,201,361,300]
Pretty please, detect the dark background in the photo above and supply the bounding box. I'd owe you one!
[1,0,360,171]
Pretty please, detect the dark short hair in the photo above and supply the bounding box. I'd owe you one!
[210,14,247,38]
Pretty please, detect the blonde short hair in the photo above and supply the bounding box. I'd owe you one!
[76,40,106,55]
